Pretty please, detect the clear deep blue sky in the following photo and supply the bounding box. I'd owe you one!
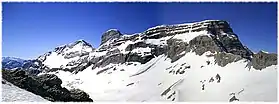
[2,2,277,59]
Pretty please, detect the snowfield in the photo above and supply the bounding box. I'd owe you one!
[1,80,49,102]
[51,51,277,102]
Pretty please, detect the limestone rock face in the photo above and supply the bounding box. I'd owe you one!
[89,20,275,70]
[166,39,188,62]
[252,51,277,70]
[214,52,243,67]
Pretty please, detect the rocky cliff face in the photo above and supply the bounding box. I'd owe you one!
[4,20,276,73]
[80,20,271,71]
[251,51,277,70]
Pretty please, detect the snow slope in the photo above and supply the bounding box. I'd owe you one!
[50,51,277,102]
[1,80,49,102]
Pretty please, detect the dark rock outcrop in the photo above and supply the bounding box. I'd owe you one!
[166,39,188,62]
[2,69,93,102]
[125,42,148,51]
[214,52,242,67]
[126,52,155,64]
[251,51,277,70]
[92,53,127,69]
[189,36,221,55]
[37,52,52,62]
[22,59,42,69]
[69,89,93,101]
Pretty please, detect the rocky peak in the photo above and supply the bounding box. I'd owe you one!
[87,20,272,70]
[68,39,93,48]
[101,29,122,45]
[205,21,253,60]
[49,40,94,55]
[141,20,253,59]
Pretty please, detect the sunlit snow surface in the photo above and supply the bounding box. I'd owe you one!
[52,51,277,102]
[1,80,49,102]
[42,41,93,69]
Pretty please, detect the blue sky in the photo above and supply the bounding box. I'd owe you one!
[2,2,277,59]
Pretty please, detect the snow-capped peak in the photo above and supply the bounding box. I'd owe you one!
[106,29,120,32]
[259,50,269,54]
[36,39,94,70]
[2,57,26,69]
[69,39,93,48]
[52,39,94,53]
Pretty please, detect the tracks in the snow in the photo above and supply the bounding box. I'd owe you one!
[160,79,184,102]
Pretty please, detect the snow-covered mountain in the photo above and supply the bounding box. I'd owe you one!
[3,20,277,102]
[2,57,41,71]
[2,57,25,69]
[36,39,94,73]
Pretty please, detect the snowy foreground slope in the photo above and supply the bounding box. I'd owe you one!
[1,80,49,102]
[49,52,277,102]
[3,20,277,102]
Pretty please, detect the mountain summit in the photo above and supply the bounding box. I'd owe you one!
[101,29,122,45]
[35,39,94,73]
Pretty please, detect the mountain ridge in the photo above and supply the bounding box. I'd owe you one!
[2,20,276,72]
[2,19,277,102]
